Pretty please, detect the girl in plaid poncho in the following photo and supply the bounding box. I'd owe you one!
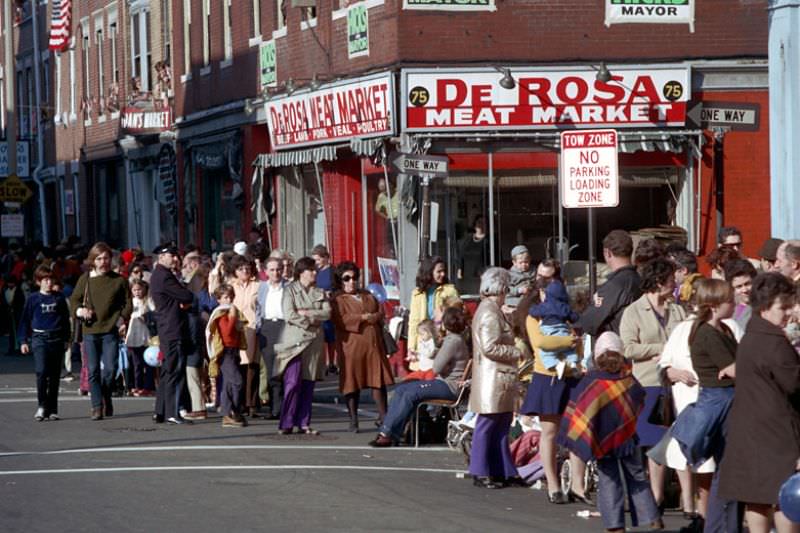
[558,332,662,532]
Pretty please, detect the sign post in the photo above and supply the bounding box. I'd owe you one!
[560,129,620,296]
[391,152,449,258]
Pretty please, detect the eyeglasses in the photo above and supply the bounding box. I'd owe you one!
[341,275,356,282]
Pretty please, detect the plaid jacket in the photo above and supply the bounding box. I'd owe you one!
[557,368,645,462]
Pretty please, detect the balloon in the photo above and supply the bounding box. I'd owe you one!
[366,283,387,304]
[780,473,800,523]
[144,345,164,368]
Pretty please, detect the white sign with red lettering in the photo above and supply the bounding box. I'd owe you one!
[266,72,395,150]
[560,129,619,209]
[402,66,689,131]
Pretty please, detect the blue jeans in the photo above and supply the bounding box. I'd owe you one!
[31,332,64,413]
[84,332,119,409]
[379,379,455,441]
[596,453,660,530]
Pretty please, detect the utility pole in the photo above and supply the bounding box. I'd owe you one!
[3,0,16,175]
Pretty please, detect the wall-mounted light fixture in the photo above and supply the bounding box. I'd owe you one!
[593,62,612,83]
[494,66,516,90]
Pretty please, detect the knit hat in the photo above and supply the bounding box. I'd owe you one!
[233,241,248,256]
[510,245,530,259]
[594,331,624,359]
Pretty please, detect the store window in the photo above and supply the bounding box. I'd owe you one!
[277,165,326,258]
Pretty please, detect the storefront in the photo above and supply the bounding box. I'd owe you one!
[389,65,703,295]
[256,63,769,302]
[119,105,177,252]
[81,141,127,248]
[258,71,398,282]
[176,101,269,252]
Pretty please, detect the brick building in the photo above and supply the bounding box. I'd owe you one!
[1,1,771,297]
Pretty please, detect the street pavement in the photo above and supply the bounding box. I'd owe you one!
[0,353,687,533]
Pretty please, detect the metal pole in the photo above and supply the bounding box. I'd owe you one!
[557,146,564,263]
[713,130,725,238]
[488,151,495,266]
[361,159,370,282]
[4,0,17,174]
[588,207,597,297]
[420,175,430,259]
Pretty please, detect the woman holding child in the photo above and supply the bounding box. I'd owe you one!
[330,261,394,433]
[407,256,460,370]
[273,257,331,435]
[520,275,588,504]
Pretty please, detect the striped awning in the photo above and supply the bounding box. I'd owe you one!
[253,137,389,168]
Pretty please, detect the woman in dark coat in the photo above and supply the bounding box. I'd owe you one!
[718,273,800,533]
[330,261,393,432]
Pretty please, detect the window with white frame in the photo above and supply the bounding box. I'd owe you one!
[130,9,152,92]
[55,54,62,121]
[304,6,317,24]
[108,7,119,85]
[161,0,172,65]
[96,25,104,108]
[276,0,285,31]
[202,0,210,67]
[82,32,90,116]
[69,48,76,119]
[223,0,232,63]
[253,0,261,37]
[182,0,191,77]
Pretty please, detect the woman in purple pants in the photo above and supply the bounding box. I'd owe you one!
[468,267,523,489]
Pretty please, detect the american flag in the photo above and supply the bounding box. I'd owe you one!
[48,0,72,52]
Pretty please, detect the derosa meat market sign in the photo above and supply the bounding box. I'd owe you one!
[266,72,395,150]
[401,66,690,132]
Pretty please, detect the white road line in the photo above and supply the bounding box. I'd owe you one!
[0,465,465,476]
[0,444,452,457]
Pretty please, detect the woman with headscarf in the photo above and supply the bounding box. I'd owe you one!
[273,257,331,435]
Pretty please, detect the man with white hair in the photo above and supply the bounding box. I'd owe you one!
[774,240,800,282]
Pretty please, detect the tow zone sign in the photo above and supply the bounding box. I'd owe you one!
[561,129,619,208]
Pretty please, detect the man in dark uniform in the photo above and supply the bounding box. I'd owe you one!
[150,244,194,424]
[577,229,641,337]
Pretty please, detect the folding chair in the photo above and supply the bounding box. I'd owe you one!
[413,359,473,448]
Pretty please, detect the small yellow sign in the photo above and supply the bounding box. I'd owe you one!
[0,175,33,203]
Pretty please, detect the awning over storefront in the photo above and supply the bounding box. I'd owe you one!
[253,137,389,168]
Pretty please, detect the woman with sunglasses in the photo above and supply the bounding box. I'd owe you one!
[330,262,393,432]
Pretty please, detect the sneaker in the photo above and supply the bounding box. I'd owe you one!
[47,413,60,421]
[34,407,45,421]
[61,373,75,382]
[222,415,244,428]
[179,409,188,419]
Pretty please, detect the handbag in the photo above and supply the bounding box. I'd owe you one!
[381,325,398,356]
[647,383,676,427]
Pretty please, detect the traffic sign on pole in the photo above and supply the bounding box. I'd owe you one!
[0,174,33,203]
[390,152,448,178]
[560,129,619,209]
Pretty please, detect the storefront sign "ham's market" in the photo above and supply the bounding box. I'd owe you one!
[401,66,691,132]
[266,72,395,150]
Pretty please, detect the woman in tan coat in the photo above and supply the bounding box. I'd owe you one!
[331,261,394,432]
[273,257,331,435]
[619,257,685,505]
[468,267,522,489]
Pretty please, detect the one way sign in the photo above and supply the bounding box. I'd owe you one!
[689,101,760,132]
[390,153,449,178]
